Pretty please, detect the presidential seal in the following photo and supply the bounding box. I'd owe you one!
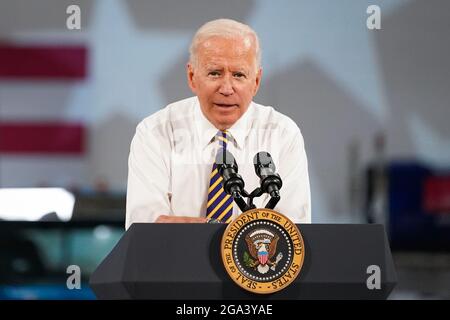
[221,208,305,294]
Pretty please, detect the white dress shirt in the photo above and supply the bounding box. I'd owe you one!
[125,96,311,229]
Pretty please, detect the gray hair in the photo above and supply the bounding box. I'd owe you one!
[189,19,261,71]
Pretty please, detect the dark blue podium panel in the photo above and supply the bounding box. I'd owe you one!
[90,224,396,299]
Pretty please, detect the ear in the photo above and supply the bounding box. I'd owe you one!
[253,67,263,96]
[186,63,197,94]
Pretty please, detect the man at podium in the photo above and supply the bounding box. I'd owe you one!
[125,19,311,229]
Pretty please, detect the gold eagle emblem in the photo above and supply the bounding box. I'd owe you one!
[244,229,283,274]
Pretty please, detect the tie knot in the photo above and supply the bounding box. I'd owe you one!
[216,130,230,149]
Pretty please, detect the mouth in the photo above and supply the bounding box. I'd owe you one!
[213,103,238,108]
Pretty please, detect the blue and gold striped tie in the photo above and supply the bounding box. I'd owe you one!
[206,130,234,223]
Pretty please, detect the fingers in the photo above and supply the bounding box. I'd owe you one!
[155,215,170,223]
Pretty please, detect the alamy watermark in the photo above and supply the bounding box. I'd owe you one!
[366,264,381,290]
[66,5,81,30]
[66,265,81,289]
[367,5,381,30]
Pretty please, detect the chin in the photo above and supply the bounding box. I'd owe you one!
[214,115,239,129]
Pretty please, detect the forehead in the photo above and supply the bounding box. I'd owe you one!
[197,36,256,68]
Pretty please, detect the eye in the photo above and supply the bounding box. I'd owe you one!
[233,72,246,79]
[208,71,221,77]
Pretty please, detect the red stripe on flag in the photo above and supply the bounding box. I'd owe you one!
[0,122,85,154]
[0,45,87,79]
[424,176,450,214]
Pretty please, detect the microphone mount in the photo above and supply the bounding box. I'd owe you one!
[215,150,283,213]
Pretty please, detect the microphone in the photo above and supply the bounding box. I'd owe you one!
[253,152,283,198]
[215,149,245,198]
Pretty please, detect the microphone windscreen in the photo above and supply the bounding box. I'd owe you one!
[253,151,272,166]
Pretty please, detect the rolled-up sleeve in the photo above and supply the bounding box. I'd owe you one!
[275,126,311,223]
[125,122,171,230]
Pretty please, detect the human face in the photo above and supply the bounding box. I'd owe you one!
[187,36,262,130]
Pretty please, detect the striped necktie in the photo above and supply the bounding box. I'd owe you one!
[206,130,234,223]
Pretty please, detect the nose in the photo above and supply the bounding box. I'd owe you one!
[218,75,234,96]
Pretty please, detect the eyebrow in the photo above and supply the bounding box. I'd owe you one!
[204,65,249,74]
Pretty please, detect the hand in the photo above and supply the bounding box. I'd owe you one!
[155,215,208,223]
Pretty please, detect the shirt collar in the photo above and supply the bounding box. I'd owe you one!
[194,97,253,150]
